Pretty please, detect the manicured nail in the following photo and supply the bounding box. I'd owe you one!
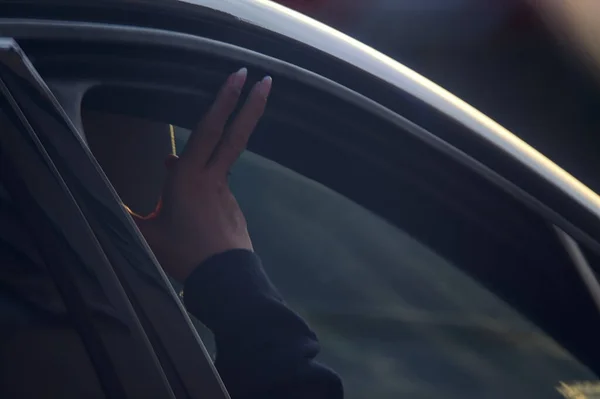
[232,67,247,89]
[257,75,272,97]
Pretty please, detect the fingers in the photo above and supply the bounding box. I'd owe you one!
[181,68,247,169]
[211,76,272,174]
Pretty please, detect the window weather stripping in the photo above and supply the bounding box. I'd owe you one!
[555,226,600,314]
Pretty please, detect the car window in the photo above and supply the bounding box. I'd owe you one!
[173,127,596,399]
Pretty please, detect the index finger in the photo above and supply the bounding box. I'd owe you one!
[180,68,247,170]
[210,75,272,174]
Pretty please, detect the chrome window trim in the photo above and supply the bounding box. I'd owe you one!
[555,226,600,314]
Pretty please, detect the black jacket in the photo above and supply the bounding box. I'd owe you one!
[183,249,344,399]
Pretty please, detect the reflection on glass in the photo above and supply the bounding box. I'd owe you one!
[174,127,596,399]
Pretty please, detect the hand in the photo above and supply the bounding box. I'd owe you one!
[133,68,272,281]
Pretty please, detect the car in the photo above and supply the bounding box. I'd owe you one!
[0,1,599,398]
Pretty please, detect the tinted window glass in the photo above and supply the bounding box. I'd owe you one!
[0,183,105,398]
[173,127,596,399]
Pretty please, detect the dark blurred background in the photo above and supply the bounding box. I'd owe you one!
[275,0,600,192]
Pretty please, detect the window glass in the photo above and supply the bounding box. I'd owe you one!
[0,182,105,398]
[173,127,596,399]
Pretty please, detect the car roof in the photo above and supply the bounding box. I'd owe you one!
[180,0,600,224]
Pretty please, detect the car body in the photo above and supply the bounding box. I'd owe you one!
[275,0,600,197]
[0,1,599,398]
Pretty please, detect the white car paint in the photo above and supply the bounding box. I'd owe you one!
[181,0,600,223]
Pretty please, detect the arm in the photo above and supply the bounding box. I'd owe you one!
[184,250,343,399]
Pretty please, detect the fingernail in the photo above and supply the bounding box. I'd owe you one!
[231,67,247,89]
[257,75,272,97]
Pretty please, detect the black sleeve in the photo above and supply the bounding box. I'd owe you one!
[183,249,343,399]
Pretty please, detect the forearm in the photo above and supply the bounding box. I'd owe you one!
[183,249,343,399]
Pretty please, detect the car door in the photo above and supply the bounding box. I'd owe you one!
[1,7,600,399]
